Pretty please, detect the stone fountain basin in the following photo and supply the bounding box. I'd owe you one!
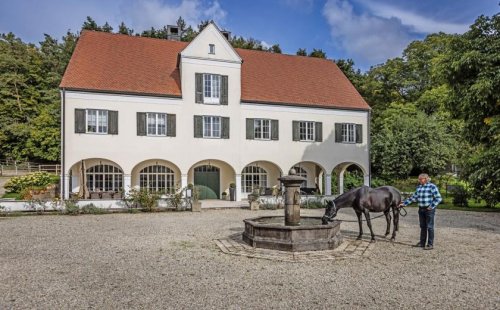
[242,216,342,252]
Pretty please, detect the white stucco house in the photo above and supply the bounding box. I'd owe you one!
[59,23,371,201]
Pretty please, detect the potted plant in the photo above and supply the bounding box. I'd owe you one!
[229,183,236,201]
[221,191,228,200]
[188,184,202,212]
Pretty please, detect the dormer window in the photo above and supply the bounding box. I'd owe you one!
[209,44,215,54]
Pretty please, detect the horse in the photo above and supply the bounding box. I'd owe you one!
[322,186,402,242]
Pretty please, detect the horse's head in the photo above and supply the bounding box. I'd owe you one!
[322,200,337,224]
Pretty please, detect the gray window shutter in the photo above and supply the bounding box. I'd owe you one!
[194,115,203,138]
[220,75,228,105]
[167,114,176,137]
[271,120,279,140]
[137,112,146,136]
[195,73,203,103]
[356,124,363,143]
[108,111,118,135]
[221,117,230,139]
[75,109,86,133]
[292,121,300,141]
[246,118,254,139]
[315,122,323,142]
[335,123,343,142]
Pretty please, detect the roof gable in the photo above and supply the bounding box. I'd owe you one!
[181,23,241,64]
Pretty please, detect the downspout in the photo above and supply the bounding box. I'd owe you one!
[60,88,65,199]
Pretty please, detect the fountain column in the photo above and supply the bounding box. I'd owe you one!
[279,169,306,226]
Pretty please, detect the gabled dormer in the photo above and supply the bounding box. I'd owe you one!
[180,22,242,64]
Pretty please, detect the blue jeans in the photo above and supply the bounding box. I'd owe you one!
[418,208,435,246]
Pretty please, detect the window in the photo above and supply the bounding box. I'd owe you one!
[203,74,221,104]
[299,121,315,141]
[140,165,175,193]
[342,123,356,143]
[87,109,108,133]
[147,113,167,136]
[86,164,123,192]
[209,44,215,54]
[203,116,221,138]
[254,119,271,140]
[242,166,268,193]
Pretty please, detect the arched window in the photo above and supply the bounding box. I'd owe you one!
[86,164,123,192]
[242,166,268,193]
[293,166,308,187]
[140,165,175,193]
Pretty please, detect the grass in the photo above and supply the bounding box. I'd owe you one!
[1,192,22,199]
[437,197,500,212]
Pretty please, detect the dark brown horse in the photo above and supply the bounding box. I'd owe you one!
[322,186,402,242]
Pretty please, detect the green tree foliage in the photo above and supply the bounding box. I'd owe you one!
[296,48,307,56]
[309,48,326,58]
[371,103,459,179]
[117,22,134,35]
[439,14,500,206]
[269,44,282,53]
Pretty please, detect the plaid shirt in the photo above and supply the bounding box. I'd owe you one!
[403,182,442,209]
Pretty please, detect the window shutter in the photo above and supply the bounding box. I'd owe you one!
[246,118,254,140]
[137,112,146,136]
[356,124,363,143]
[271,120,279,140]
[221,117,230,139]
[194,115,203,138]
[195,73,203,103]
[75,109,86,133]
[108,111,118,135]
[292,121,300,141]
[315,122,323,142]
[220,75,228,105]
[335,123,342,142]
[167,114,176,137]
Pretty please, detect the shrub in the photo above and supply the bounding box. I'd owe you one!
[64,199,80,215]
[125,188,160,212]
[4,172,59,193]
[300,196,325,209]
[81,203,107,214]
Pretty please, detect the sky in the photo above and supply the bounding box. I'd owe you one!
[0,0,498,70]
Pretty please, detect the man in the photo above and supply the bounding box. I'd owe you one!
[400,173,442,250]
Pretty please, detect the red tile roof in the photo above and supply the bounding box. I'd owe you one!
[61,31,370,110]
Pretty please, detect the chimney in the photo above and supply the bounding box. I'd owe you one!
[167,25,181,41]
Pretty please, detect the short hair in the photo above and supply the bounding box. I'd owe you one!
[418,173,429,180]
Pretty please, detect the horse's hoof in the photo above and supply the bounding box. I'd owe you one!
[390,237,395,242]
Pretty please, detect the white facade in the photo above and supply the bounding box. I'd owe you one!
[61,24,370,201]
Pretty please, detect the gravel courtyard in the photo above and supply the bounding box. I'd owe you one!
[1,207,499,309]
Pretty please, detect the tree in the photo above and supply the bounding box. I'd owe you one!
[440,13,500,206]
[296,48,307,56]
[82,16,100,31]
[371,103,459,179]
[269,44,281,53]
[118,22,134,35]
[309,48,326,58]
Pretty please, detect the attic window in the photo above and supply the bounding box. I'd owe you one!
[209,44,215,54]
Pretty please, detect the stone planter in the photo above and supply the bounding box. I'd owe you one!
[250,200,259,211]
[191,201,201,212]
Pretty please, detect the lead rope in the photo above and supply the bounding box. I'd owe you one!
[328,206,408,223]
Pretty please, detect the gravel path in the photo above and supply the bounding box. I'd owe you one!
[1,207,499,309]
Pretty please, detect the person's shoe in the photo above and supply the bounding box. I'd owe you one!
[413,242,424,248]
[424,245,434,250]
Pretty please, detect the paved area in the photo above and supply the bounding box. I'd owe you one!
[216,234,375,262]
[0,207,499,309]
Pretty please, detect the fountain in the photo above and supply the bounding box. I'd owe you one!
[242,169,343,252]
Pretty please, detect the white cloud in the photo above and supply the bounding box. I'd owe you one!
[123,0,226,32]
[358,0,469,34]
[323,0,413,66]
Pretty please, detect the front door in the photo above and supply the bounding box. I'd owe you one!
[194,165,220,199]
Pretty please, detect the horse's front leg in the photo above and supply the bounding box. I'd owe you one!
[384,210,391,237]
[355,211,363,240]
[364,210,376,243]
